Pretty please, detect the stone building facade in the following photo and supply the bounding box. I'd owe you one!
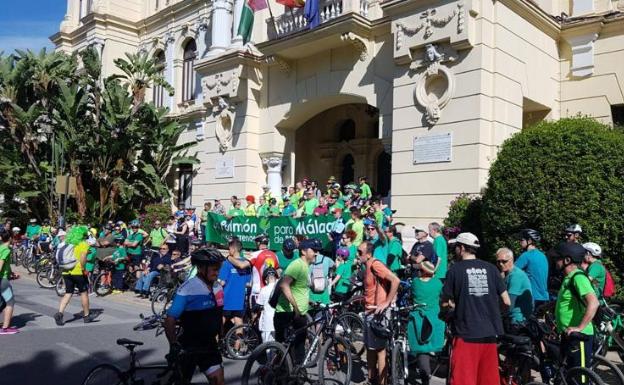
[52,0,624,228]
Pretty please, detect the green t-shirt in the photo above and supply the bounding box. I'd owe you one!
[505,267,534,325]
[111,246,127,271]
[335,262,352,294]
[289,193,300,208]
[26,224,42,239]
[303,198,319,216]
[228,208,244,217]
[257,205,269,218]
[277,249,299,271]
[329,200,345,212]
[587,261,606,298]
[433,235,448,279]
[0,244,12,279]
[126,231,144,256]
[41,225,52,235]
[388,238,403,272]
[84,246,97,273]
[276,258,310,314]
[348,244,357,266]
[555,269,595,335]
[351,220,364,246]
[360,183,372,199]
[269,206,281,216]
[149,228,167,248]
[372,238,388,265]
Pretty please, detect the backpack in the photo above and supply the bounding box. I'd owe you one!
[55,243,77,271]
[310,256,328,294]
[268,277,284,309]
[603,268,616,298]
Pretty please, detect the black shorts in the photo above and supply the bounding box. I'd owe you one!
[63,275,88,294]
[179,352,222,381]
[223,309,245,319]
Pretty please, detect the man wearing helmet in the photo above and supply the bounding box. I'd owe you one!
[551,242,599,376]
[276,238,298,271]
[565,224,583,243]
[515,229,550,308]
[165,248,225,385]
[582,242,606,298]
[441,233,510,385]
[225,234,278,305]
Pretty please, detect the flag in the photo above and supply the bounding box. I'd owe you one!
[303,0,320,29]
[276,0,305,7]
[238,0,268,44]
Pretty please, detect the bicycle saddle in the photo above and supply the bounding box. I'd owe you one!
[499,334,531,346]
[117,338,144,347]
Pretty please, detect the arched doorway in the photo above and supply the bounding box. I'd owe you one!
[376,151,391,198]
[293,103,388,193]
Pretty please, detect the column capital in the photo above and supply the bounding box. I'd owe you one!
[260,152,287,170]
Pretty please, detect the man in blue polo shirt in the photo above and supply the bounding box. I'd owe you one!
[218,238,251,330]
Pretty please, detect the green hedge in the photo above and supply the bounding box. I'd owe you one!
[478,118,624,288]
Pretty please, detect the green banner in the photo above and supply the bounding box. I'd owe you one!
[204,213,343,250]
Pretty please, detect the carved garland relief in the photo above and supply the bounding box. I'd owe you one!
[396,2,465,50]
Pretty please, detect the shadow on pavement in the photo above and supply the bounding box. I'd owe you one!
[6,312,42,328]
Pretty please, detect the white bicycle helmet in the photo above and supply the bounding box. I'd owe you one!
[565,224,583,234]
[582,242,602,257]
[11,227,20,233]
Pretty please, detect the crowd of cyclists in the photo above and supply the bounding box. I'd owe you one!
[0,175,622,385]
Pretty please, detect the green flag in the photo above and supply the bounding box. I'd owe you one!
[238,0,267,44]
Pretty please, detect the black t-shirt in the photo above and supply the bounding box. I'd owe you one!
[409,240,434,262]
[442,259,506,341]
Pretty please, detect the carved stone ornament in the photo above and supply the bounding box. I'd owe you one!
[213,97,235,152]
[412,44,457,126]
[202,68,242,107]
[265,55,291,74]
[341,32,368,61]
[396,2,465,50]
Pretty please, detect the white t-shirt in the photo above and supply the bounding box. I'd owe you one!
[257,282,276,332]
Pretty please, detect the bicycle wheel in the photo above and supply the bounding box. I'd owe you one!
[319,336,353,385]
[592,354,624,385]
[81,363,126,385]
[565,366,606,385]
[336,312,365,357]
[390,342,407,385]
[225,324,262,360]
[36,267,54,289]
[151,288,172,317]
[241,341,292,385]
[55,277,66,297]
[94,272,112,297]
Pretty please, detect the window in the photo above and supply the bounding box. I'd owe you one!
[178,165,193,209]
[341,154,355,186]
[338,119,356,142]
[612,105,624,127]
[182,40,197,102]
[152,51,166,108]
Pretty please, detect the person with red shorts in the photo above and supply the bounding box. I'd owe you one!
[441,232,510,385]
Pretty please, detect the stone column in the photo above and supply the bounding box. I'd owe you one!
[209,0,233,55]
[231,0,245,47]
[164,32,176,111]
[260,152,286,198]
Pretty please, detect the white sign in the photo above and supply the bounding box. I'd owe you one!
[215,156,235,179]
[413,132,452,164]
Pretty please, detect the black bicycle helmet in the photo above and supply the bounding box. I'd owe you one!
[190,248,224,266]
[283,238,297,252]
[519,228,541,243]
[262,267,278,283]
[254,234,269,245]
[369,314,391,339]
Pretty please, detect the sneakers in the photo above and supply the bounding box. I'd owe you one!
[0,327,19,335]
[54,312,64,326]
[83,313,96,323]
[112,290,123,295]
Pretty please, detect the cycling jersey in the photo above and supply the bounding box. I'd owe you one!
[248,250,279,295]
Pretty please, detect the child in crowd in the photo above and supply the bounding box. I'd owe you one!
[256,267,278,343]
[109,235,128,294]
[331,247,352,302]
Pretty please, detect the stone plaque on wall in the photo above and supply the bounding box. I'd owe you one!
[413,132,452,164]
[215,156,235,179]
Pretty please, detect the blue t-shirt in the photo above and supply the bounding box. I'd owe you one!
[515,249,549,301]
[505,267,534,324]
[218,259,251,311]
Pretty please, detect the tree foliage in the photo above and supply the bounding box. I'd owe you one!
[0,47,196,223]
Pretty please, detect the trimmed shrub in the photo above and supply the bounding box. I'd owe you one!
[480,118,624,282]
[142,203,172,230]
[443,193,483,243]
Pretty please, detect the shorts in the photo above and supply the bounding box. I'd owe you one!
[223,309,245,319]
[0,278,15,306]
[363,313,389,350]
[63,275,89,294]
[179,352,223,381]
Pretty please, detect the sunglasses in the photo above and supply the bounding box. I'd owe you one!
[496,259,511,264]
[566,233,575,237]
[357,249,363,255]
[366,227,376,231]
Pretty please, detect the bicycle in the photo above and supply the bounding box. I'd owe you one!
[35,257,61,289]
[498,333,543,385]
[242,302,353,385]
[384,302,424,385]
[223,302,263,360]
[81,338,211,385]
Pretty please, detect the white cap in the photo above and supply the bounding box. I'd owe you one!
[455,232,480,248]
[57,230,66,237]
[412,225,428,233]
[582,242,602,257]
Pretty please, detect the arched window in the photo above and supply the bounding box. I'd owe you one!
[338,119,356,142]
[341,154,355,187]
[182,40,197,102]
[152,51,166,108]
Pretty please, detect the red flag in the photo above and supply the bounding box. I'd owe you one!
[276,0,304,8]
[249,0,268,11]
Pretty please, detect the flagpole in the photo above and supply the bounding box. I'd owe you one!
[266,0,279,36]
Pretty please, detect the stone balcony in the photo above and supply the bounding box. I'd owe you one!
[266,0,370,39]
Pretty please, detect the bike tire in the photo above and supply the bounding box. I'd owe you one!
[225,324,262,360]
[318,336,353,385]
[565,366,606,385]
[151,288,171,317]
[94,272,112,297]
[81,363,126,385]
[241,341,292,385]
[55,277,66,297]
[336,311,366,357]
[36,267,54,289]
[391,342,407,385]
[592,354,624,385]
